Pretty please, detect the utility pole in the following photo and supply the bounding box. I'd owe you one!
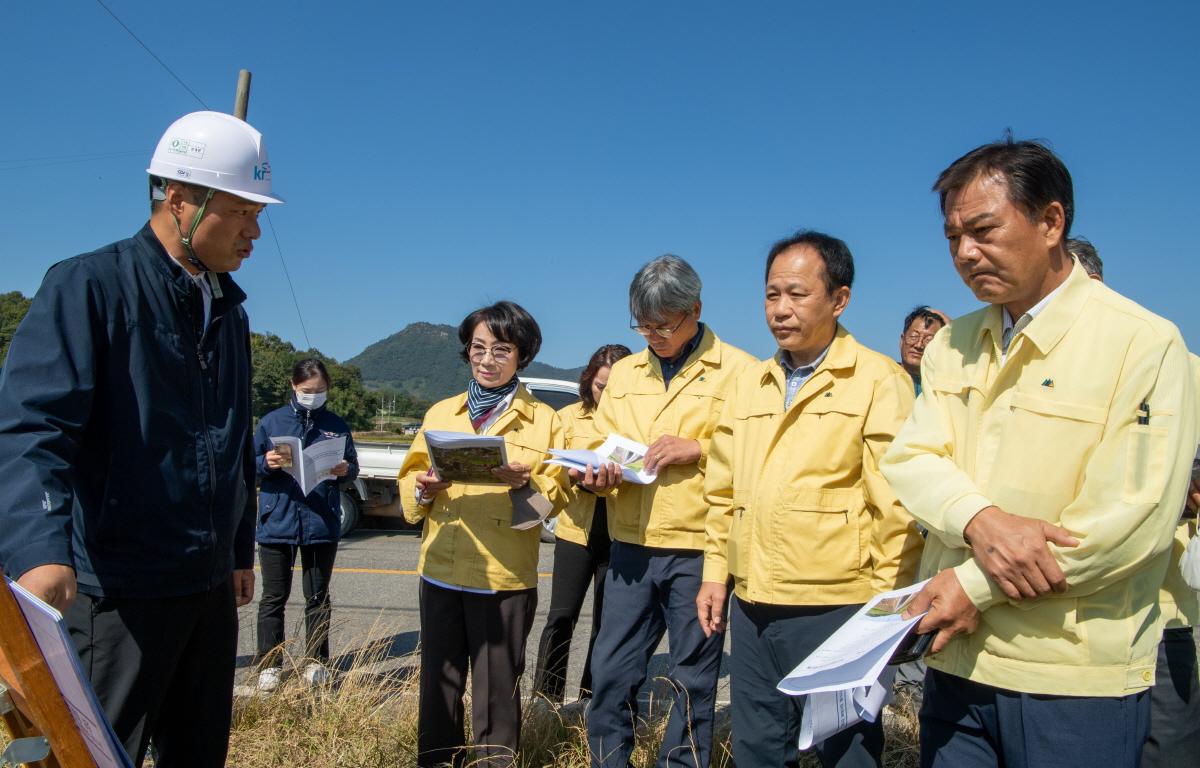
[233,69,252,120]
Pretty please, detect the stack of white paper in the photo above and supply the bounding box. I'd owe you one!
[270,435,347,496]
[777,580,929,749]
[546,434,657,485]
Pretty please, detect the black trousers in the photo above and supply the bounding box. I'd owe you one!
[533,504,610,702]
[417,579,537,768]
[256,541,338,663]
[64,580,238,768]
[729,597,881,768]
[1142,627,1200,767]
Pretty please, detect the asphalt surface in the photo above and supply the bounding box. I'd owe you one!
[234,527,733,703]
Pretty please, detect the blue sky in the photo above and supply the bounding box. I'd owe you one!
[2,2,1196,370]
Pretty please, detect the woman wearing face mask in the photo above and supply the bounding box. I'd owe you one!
[253,358,358,691]
[398,301,568,768]
[532,343,631,704]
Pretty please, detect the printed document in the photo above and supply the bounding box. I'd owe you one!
[6,578,135,768]
[777,580,929,749]
[270,435,347,496]
[546,433,657,485]
[424,430,509,484]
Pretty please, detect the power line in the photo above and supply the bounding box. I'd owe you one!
[0,151,144,173]
[264,210,312,349]
[94,0,209,110]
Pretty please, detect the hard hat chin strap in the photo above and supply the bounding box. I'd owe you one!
[172,187,216,273]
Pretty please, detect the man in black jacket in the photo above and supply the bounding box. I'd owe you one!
[0,110,284,767]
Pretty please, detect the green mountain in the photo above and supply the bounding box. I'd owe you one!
[346,322,584,401]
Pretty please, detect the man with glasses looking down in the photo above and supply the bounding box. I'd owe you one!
[574,254,755,768]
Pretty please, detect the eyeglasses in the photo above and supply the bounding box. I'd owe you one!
[903,331,938,346]
[630,313,690,339]
[468,343,516,364]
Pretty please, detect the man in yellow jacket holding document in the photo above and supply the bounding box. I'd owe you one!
[880,139,1198,768]
[697,230,923,767]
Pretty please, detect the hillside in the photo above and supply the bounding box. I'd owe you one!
[346,322,584,401]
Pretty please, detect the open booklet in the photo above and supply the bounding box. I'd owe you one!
[777,580,930,749]
[545,433,657,485]
[425,430,509,484]
[6,578,136,768]
[270,435,346,496]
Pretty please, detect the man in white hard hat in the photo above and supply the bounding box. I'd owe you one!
[0,111,283,767]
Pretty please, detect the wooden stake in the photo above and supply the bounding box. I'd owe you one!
[234,69,252,120]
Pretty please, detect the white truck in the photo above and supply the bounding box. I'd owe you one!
[341,377,580,537]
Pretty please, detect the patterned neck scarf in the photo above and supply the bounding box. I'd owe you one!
[467,377,519,423]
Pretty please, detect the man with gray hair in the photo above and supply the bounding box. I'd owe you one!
[573,254,755,768]
[1067,236,1103,280]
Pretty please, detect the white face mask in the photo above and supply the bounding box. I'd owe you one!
[295,391,327,410]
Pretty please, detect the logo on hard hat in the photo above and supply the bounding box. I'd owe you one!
[168,138,206,160]
[253,162,271,182]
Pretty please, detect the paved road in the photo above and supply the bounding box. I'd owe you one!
[234,527,733,703]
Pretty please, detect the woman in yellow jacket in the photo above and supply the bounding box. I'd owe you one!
[398,301,567,768]
[531,343,631,704]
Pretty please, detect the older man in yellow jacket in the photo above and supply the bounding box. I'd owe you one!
[575,254,755,768]
[697,230,923,767]
[880,139,1198,768]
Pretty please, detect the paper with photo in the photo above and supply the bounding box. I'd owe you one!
[546,433,657,485]
[7,578,135,768]
[270,435,347,496]
[424,430,509,484]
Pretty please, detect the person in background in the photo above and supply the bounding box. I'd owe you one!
[1066,236,1103,280]
[0,111,281,767]
[698,230,922,766]
[577,254,756,768]
[398,301,568,768]
[899,305,949,395]
[254,357,359,691]
[881,138,1197,768]
[532,343,632,704]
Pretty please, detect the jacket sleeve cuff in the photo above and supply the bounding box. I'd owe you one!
[6,549,74,584]
[953,559,1007,612]
[943,493,993,545]
[702,556,728,584]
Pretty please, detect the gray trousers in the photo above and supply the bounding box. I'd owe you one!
[1142,627,1200,767]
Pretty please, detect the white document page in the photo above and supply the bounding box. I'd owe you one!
[798,667,896,749]
[270,436,346,496]
[7,579,135,768]
[546,433,657,485]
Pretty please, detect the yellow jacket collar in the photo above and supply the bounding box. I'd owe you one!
[762,325,858,385]
[631,325,721,376]
[977,260,1092,357]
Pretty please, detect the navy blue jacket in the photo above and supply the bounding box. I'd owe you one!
[255,400,359,545]
[0,223,257,598]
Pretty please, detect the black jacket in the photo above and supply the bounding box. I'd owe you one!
[254,399,359,545]
[0,223,256,598]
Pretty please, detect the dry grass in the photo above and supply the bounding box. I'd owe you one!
[225,628,923,768]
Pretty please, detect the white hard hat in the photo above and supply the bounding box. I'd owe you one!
[147,111,284,204]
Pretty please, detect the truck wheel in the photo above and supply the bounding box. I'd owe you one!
[539,516,557,544]
[339,490,360,537]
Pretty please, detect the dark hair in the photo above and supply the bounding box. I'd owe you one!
[292,357,331,387]
[764,230,855,294]
[458,301,542,370]
[1066,236,1103,279]
[933,136,1074,238]
[149,177,210,214]
[902,305,947,334]
[579,344,632,412]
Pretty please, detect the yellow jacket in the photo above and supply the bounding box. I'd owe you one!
[554,402,603,547]
[398,385,567,590]
[594,327,756,550]
[880,263,1198,697]
[1159,355,1200,630]
[703,327,923,605]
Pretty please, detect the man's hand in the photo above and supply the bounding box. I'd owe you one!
[1187,477,1199,515]
[569,462,624,493]
[264,449,285,470]
[18,564,77,614]
[232,569,255,607]
[644,436,702,474]
[963,505,1079,600]
[330,460,350,478]
[696,581,729,638]
[903,569,982,654]
[491,462,531,490]
[416,468,452,501]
